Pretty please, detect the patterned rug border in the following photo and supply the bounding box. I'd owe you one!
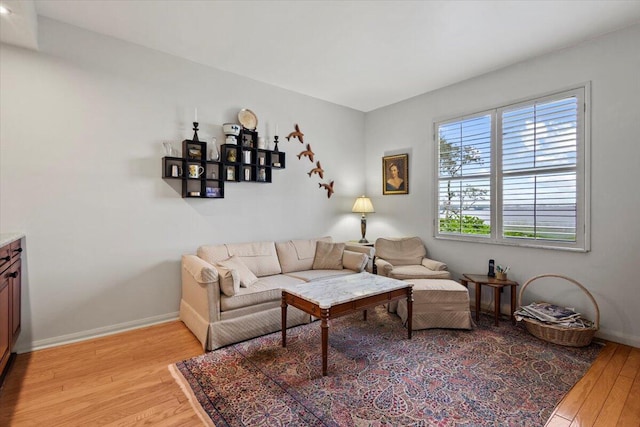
[169,364,216,427]
[171,309,602,427]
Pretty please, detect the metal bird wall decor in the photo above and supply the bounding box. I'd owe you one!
[297,144,314,162]
[287,124,305,144]
[319,181,335,198]
[290,123,334,199]
[307,161,324,179]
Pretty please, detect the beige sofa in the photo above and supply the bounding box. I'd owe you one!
[180,237,373,350]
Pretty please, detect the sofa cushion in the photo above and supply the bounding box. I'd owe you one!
[217,266,240,297]
[198,241,281,277]
[342,250,368,272]
[375,237,427,266]
[312,241,345,270]
[226,241,282,277]
[220,274,306,312]
[197,244,231,265]
[388,265,451,280]
[276,237,332,273]
[216,255,259,287]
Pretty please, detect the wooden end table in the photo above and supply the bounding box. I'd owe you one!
[460,274,519,326]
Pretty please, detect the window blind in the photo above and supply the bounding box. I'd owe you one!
[437,114,492,236]
[501,96,578,242]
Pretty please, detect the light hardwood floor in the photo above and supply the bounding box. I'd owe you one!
[0,321,638,426]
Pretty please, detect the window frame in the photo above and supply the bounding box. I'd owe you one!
[433,83,591,252]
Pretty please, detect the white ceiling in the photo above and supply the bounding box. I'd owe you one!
[2,1,640,112]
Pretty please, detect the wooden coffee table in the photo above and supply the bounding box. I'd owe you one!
[281,272,413,376]
[460,273,519,326]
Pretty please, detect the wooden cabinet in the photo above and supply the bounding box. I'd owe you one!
[0,237,22,385]
[0,276,9,379]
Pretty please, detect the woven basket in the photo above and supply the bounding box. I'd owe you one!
[517,274,599,347]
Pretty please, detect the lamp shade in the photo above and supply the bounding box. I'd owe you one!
[352,196,375,214]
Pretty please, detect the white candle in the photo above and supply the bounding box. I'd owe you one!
[195,108,198,122]
[275,123,278,136]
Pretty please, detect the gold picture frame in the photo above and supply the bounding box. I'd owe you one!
[382,154,408,195]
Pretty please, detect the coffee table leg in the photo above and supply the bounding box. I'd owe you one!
[494,287,500,326]
[321,308,329,376]
[407,287,413,339]
[281,293,287,347]
[475,282,481,321]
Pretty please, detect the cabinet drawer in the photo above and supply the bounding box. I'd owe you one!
[0,245,10,273]
[9,240,22,260]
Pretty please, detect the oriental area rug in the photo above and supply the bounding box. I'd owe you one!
[170,306,601,426]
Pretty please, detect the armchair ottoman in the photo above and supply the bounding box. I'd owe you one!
[395,279,474,330]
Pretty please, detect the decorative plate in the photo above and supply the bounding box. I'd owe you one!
[238,109,258,130]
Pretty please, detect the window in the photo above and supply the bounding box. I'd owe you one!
[435,85,589,251]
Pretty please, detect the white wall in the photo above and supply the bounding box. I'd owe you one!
[0,18,366,351]
[364,24,640,347]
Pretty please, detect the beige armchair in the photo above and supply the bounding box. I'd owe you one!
[374,237,451,280]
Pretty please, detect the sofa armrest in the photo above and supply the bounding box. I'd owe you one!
[343,250,368,272]
[345,243,375,259]
[421,257,448,271]
[374,257,394,277]
[181,255,221,323]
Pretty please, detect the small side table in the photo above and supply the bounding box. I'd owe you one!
[460,274,519,326]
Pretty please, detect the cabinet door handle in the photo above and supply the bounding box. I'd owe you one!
[9,272,18,278]
[1,256,10,262]
[13,248,23,253]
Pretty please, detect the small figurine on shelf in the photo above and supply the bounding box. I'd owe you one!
[192,122,200,142]
[227,149,237,162]
[273,135,280,153]
[226,167,235,181]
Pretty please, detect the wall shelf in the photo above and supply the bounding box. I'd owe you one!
[162,136,285,199]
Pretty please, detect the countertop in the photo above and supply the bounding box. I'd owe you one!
[0,232,25,247]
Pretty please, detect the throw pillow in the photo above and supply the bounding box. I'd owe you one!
[217,255,258,287]
[312,241,345,270]
[217,266,240,297]
[342,250,368,272]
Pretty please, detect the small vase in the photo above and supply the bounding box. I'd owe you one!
[163,142,176,157]
[208,138,219,161]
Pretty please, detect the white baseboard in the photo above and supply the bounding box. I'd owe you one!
[16,312,180,353]
[594,328,640,348]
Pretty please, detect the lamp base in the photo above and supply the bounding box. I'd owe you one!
[359,215,368,244]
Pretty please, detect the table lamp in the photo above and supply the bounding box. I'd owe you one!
[352,195,375,243]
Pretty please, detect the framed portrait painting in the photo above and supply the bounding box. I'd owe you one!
[382,154,409,195]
